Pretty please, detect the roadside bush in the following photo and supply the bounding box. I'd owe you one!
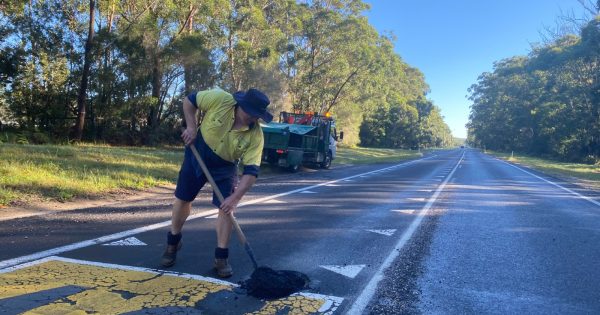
[30,132,51,144]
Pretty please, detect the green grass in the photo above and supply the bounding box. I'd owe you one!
[0,143,423,206]
[0,143,182,206]
[489,151,600,188]
[335,146,422,165]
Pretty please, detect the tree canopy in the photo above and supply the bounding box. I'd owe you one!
[467,13,600,163]
[0,0,452,148]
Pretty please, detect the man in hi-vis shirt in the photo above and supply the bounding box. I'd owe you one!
[161,88,272,278]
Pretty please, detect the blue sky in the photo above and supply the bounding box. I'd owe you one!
[364,0,589,138]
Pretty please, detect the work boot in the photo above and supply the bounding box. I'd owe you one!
[214,258,233,278]
[160,232,182,267]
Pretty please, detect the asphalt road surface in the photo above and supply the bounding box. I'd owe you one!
[1,149,599,314]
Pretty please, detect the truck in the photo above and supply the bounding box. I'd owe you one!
[261,111,343,172]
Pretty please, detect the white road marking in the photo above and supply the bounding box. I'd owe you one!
[407,197,426,202]
[325,184,341,187]
[102,237,146,246]
[347,151,465,314]
[300,190,318,194]
[495,158,600,208]
[0,256,344,314]
[0,208,218,269]
[264,199,285,204]
[365,229,396,236]
[320,265,366,278]
[392,210,416,214]
[0,155,434,269]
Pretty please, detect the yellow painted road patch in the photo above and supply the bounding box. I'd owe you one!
[0,256,342,314]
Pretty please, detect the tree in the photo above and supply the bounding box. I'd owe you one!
[73,0,96,141]
[468,15,600,162]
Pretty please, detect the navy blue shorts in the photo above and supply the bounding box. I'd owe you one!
[174,136,236,207]
[175,159,235,206]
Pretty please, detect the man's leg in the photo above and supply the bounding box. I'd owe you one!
[161,150,204,268]
[214,177,235,278]
[216,212,233,248]
[171,197,192,235]
[161,198,191,267]
[214,212,234,277]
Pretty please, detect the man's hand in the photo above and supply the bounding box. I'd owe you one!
[220,195,241,215]
[181,97,198,145]
[218,174,256,215]
[181,127,197,145]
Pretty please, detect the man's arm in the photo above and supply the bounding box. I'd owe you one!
[182,97,198,145]
[219,174,256,215]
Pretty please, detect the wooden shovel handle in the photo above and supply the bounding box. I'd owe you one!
[188,144,248,245]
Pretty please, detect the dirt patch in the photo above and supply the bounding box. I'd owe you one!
[0,185,175,221]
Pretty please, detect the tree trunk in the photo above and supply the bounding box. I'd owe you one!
[97,1,115,139]
[73,0,96,141]
[183,4,195,94]
[149,52,161,127]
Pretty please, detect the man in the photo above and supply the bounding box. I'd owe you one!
[161,88,272,278]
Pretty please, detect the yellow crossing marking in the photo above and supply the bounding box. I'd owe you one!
[0,256,343,314]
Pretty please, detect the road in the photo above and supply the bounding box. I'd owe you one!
[1,149,599,314]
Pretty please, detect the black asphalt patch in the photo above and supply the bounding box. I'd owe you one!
[241,267,310,300]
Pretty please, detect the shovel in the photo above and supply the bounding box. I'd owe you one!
[187,142,310,300]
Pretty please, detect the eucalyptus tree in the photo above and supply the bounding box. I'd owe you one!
[285,0,375,113]
[468,14,600,162]
[73,0,96,141]
[1,0,81,135]
[357,33,453,149]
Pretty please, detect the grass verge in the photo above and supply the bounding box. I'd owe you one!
[489,151,600,189]
[0,143,182,207]
[0,143,422,206]
[335,146,422,165]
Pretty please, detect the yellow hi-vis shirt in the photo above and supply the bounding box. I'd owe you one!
[193,89,264,176]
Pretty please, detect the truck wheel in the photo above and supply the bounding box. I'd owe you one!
[288,164,300,173]
[267,154,278,165]
[320,152,332,169]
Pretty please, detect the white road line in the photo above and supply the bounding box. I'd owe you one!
[391,209,416,215]
[0,156,435,269]
[320,264,366,278]
[347,151,465,315]
[0,256,344,314]
[365,229,396,236]
[102,237,147,246]
[495,158,600,208]
[263,199,285,204]
[0,208,216,269]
